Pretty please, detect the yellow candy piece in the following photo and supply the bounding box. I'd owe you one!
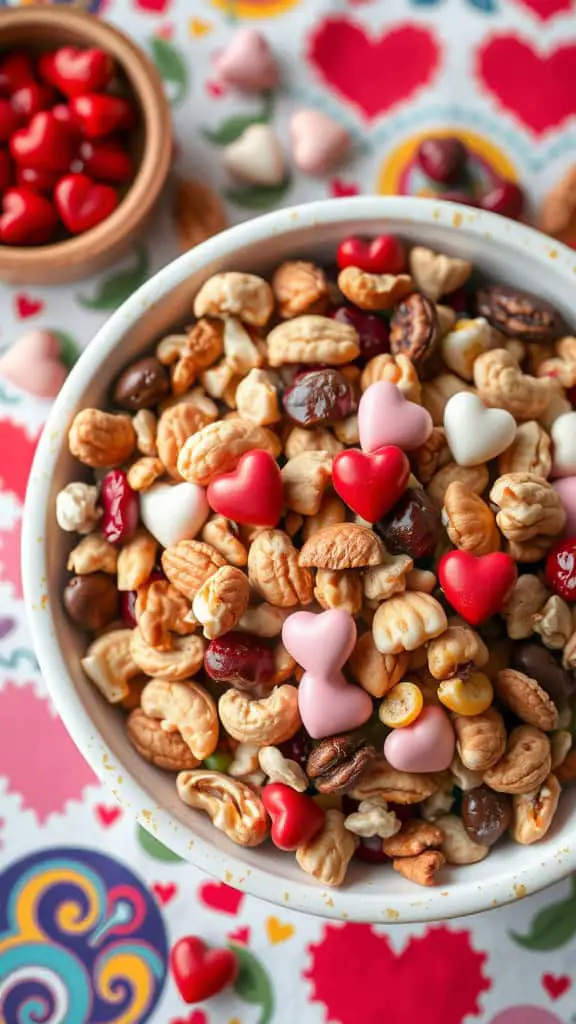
[437,671,493,716]
[379,681,424,728]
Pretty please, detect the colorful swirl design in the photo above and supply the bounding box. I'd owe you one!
[0,848,167,1024]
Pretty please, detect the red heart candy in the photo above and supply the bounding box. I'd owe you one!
[11,83,56,120]
[10,111,76,171]
[0,188,58,245]
[207,449,283,527]
[54,173,118,234]
[332,445,410,523]
[79,138,133,183]
[438,550,517,626]
[0,98,22,143]
[71,93,135,138]
[15,166,58,194]
[336,234,405,274]
[262,783,325,851]
[0,52,34,97]
[38,47,113,98]
[170,936,238,1004]
[0,150,12,192]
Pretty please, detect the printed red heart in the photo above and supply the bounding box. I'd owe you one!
[227,926,250,945]
[38,46,113,98]
[54,173,118,234]
[0,98,22,143]
[11,83,56,120]
[207,449,283,527]
[10,111,76,171]
[477,36,576,135]
[337,234,405,273]
[198,880,244,915]
[14,292,45,319]
[438,550,517,626]
[542,973,571,1000]
[0,52,34,97]
[70,93,135,138]
[152,881,178,906]
[514,0,571,20]
[79,139,133,183]
[332,446,410,523]
[94,803,122,827]
[135,0,173,10]
[262,782,325,851]
[170,936,238,1004]
[0,188,57,245]
[170,1011,208,1024]
[307,17,441,120]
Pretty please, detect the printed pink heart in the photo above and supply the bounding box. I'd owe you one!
[298,671,373,739]
[477,36,576,135]
[542,973,571,1000]
[307,17,441,120]
[198,880,244,915]
[15,293,44,318]
[152,881,178,906]
[282,609,357,676]
[0,330,66,398]
[94,803,122,827]
[358,381,433,453]
[384,705,455,773]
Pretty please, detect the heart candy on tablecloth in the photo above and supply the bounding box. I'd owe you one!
[212,28,279,92]
[290,109,351,176]
[0,330,66,398]
[223,124,285,186]
[358,381,433,453]
[170,936,238,1004]
[140,481,209,548]
[444,391,517,466]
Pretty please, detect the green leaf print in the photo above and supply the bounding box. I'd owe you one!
[203,93,274,146]
[149,37,188,107]
[51,330,81,369]
[230,943,275,1024]
[511,877,576,950]
[136,824,183,863]
[78,245,149,311]
[225,174,291,211]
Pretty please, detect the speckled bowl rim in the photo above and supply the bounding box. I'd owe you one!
[22,196,576,923]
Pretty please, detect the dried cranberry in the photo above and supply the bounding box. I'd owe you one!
[120,589,137,628]
[416,136,468,184]
[546,538,576,602]
[331,306,390,360]
[376,487,441,560]
[282,368,355,427]
[446,286,470,315]
[480,179,525,220]
[280,728,314,770]
[204,632,275,690]
[354,835,390,864]
[567,385,576,407]
[101,469,139,545]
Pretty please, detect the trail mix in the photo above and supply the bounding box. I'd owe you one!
[57,234,576,889]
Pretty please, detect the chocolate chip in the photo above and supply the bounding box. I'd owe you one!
[475,284,563,343]
[389,293,439,364]
[113,356,170,410]
[511,641,574,706]
[307,732,376,794]
[461,785,511,847]
[376,487,441,560]
[63,573,119,631]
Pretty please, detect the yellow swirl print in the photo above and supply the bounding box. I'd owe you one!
[208,0,301,18]
[0,868,102,954]
[96,951,156,1024]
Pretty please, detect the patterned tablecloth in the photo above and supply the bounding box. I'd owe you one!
[2,1,576,1021]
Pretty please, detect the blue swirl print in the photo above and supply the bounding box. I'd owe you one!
[0,848,168,1024]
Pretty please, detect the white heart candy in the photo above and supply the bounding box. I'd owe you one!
[551,411,576,479]
[444,391,517,467]
[223,124,285,186]
[140,482,209,549]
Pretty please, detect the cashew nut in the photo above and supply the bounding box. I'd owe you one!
[141,678,218,760]
[218,685,301,745]
[177,770,268,846]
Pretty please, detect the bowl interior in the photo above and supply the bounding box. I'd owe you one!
[24,198,576,923]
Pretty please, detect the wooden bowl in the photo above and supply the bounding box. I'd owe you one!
[0,8,172,284]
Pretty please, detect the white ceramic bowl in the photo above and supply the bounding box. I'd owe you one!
[23,196,576,923]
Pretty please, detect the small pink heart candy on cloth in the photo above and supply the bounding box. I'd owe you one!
[282,609,356,675]
[0,329,66,398]
[358,380,433,453]
[384,705,455,773]
[553,477,576,536]
[298,672,373,739]
[289,109,351,177]
[212,28,279,93]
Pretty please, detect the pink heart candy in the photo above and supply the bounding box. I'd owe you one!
[384,705,455,773]
[358,381,433,453]
[289,109,351,177]
[212,29,279,93]
[0,329,66,398]
[282,609,356,676]
[298,671,373,739]
[553,476,576,536]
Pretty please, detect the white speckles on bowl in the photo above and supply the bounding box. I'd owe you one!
[22,196,576,923]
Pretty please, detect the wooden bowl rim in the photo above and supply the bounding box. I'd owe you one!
[0,8,172,272]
